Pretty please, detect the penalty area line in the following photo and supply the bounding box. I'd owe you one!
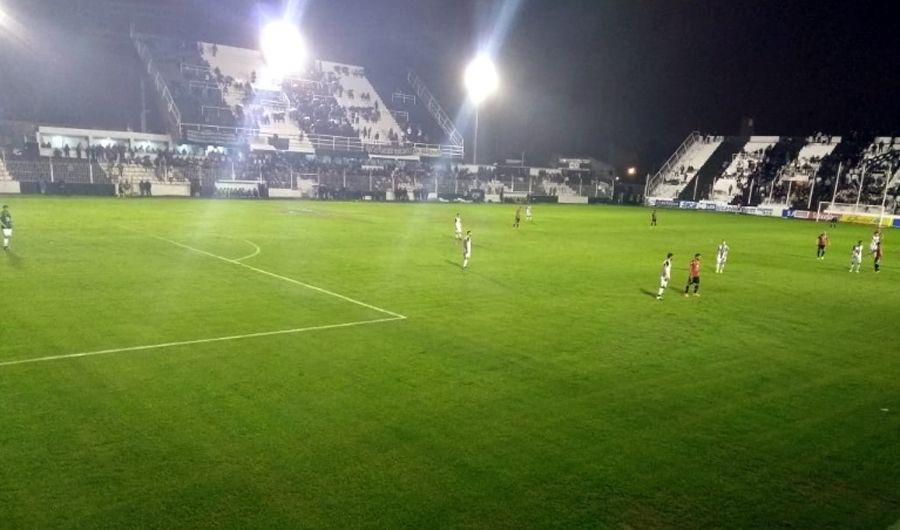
[0,316,404,368]
[149,234,407,320]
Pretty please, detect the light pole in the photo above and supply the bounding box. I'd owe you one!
[473,108,480,167]
[464,55,498,166]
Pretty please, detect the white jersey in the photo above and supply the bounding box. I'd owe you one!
[463,236,472,256]
[871,234,881,251]
[525,206,532,217]
[717,243,729,261]
[660,258,672,280]
[852,245,863,262]
[454,217,462,232]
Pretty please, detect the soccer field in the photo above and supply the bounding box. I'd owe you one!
[1,196,898,528]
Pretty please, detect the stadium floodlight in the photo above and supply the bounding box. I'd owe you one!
[627,167,637,176]
[260,20,307,80]
[464,55,499,105]
[464,54,499,165]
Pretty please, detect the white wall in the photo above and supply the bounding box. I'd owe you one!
[0,181,21,194]
[269,188,306,199]
[150,182,190,197]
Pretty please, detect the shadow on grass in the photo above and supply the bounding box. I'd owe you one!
[445,259,463,270]
[4,250,22,269]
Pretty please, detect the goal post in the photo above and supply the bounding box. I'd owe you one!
[816,201,895,227]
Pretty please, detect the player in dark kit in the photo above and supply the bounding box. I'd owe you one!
[513,207,521,229]
[1,205,12,251]
[873,242,883,272]
[816,232,828,260]
[684,253,701,297]
[651,209,657,226]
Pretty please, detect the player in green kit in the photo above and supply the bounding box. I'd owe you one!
[1,205,12,251]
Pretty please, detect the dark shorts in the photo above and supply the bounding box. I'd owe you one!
[687,276,700,285]
[818,244,826,250]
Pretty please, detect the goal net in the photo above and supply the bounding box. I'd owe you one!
[816,201,895,227]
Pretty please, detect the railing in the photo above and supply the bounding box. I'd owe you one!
[178,123,463,159]
[647,131,701,197]
[180,63,210,77]
[407,71,464,147]
[392,92,416,105]
[201,105,233,114]
[3,159,111,184]
[188,80,221,92]
[180,123,260,145]
[284,76,324,91]
[131,29,182,131]
[390,110,410,122]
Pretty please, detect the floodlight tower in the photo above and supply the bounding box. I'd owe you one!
[464,55,499,166]
[260,20,307,81]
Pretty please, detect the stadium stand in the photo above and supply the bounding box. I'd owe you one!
[1,139,614,201]
[678,136,746,202]
[710,136,779,203]
[199,42,314,153]
[0,26,619,202]
[649,133,722,199]
[650,133,900,213]
[0,156,10,181]
[130,29,463,160]
[320,60,404,143]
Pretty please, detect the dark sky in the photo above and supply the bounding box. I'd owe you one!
[1,0,898,171]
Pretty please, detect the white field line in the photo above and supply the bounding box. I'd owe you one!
[0,317,403,368]
[234,239,261,261]
[150,234,407,320]
[0,233,407,368]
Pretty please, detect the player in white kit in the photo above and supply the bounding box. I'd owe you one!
[462,231,472,269]
[849,240,863,273]
[657,253,673,300]
[715,240,729,273]
[454,213,462,240]
[870,230,881,254]
[525,204,533,222]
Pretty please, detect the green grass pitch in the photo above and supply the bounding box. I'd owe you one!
[1,196,898,528]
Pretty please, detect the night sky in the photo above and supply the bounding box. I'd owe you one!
[1,0,898,172]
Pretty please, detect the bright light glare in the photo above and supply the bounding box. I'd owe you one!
[260,20,307,78]
[627,167,637,176]
[464,55,499,105]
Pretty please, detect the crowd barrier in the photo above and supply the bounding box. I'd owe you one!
[645,197,897,228]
